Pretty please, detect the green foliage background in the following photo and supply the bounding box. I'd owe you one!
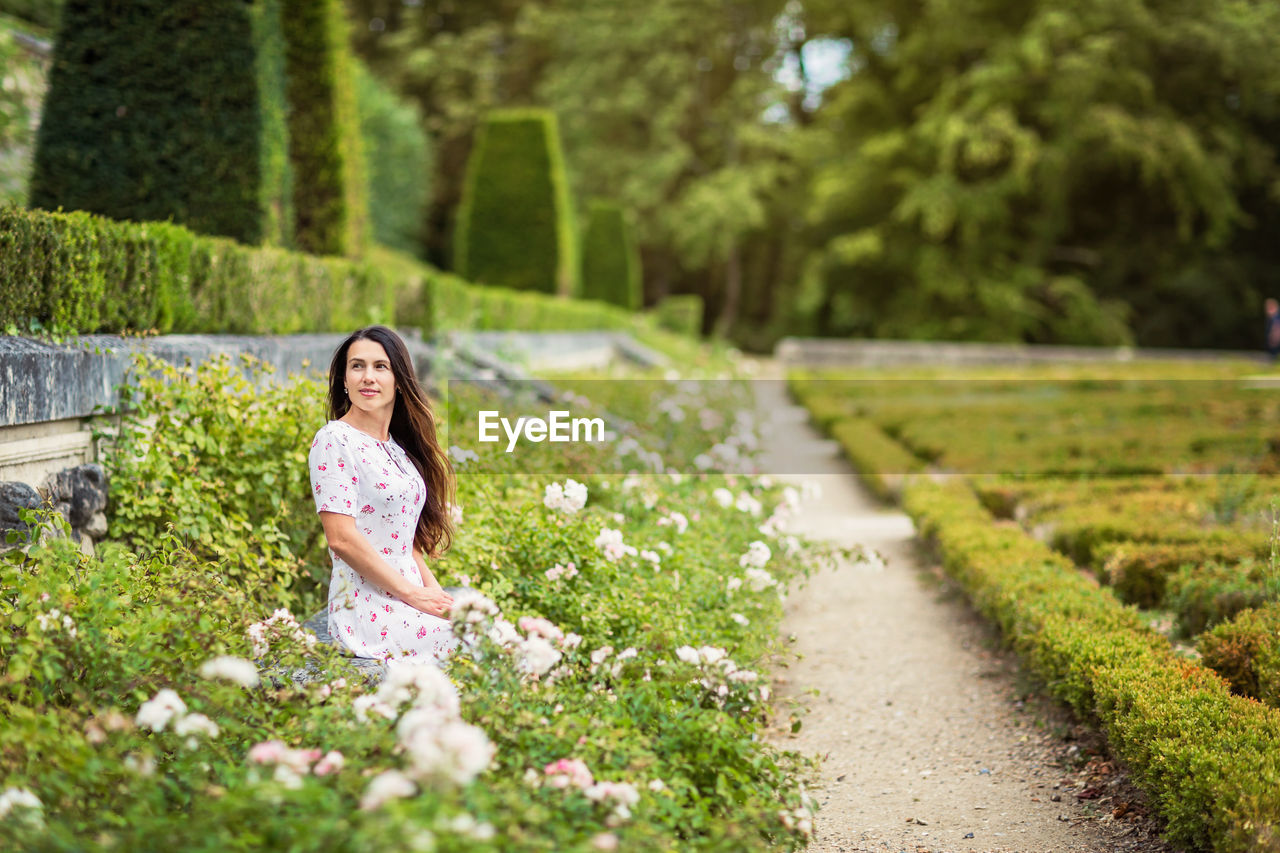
[10,0,1280,347]
[796,0,1280,348]
[0,0,63,31]
[0,26,46,207]
[356,63,431,258]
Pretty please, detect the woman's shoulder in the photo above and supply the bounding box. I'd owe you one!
[310,420,351,453]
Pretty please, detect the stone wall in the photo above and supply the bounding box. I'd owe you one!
[774,337,1268,368]
[0,329,659,554]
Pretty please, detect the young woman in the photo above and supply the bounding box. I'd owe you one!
[308,326,458,663]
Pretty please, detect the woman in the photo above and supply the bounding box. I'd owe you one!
[308,326,458,663]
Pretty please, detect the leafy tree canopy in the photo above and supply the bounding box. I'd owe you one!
[797,0,1280,346]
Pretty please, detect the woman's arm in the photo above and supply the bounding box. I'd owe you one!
[319,511,453,618]
[412,547,447,593]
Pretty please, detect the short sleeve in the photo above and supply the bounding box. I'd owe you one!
[309,428,357,517]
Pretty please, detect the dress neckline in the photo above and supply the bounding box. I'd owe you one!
[333,418,394,446]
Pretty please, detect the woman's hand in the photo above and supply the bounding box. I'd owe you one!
[401,585,454,619]
[320,512,454,619]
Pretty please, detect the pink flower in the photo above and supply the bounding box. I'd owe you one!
[247,740,289,765]
[518,617,564,642]
[544,758,594,790]
[313,751,344,776]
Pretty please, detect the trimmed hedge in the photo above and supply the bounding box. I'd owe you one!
[796,385,1280,852]
[902,480,1280,853]
[1200,602,1280,706]
[29,0,291,246]
[0,206,390,334]
[829,418,924,501]
[580,200,641,310]
[281,0,367,257]
[1165,558,1280,638]
[1097,541,1266,609]
[0,206,662,338]
[427,261,641,333]
[454,109,577,296]
[355,63,430,257]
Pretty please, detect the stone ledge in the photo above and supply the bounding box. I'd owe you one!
[775,337,1269,368]
[0,329,665,430]
[0,333,367,428]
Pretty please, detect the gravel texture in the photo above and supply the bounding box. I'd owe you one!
[755,378,1180,853]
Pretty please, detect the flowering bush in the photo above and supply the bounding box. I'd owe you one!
[99,354,330,612]
[0,366,842,850]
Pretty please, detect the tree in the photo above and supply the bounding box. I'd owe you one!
[532,0,795,334]
[355,63,432,258]
[798,0,1280,346]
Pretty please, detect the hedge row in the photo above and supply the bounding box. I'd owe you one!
[0,206,647,337]
[428,264,640,333]
[29,0,291,247]
[1095,540,1269,610]
[828,418,924,501]
[901,480,1280,852]
[1200,602,1280,706]
[801,394,1280,851]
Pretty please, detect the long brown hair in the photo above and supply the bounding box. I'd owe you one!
[326,326,456,557]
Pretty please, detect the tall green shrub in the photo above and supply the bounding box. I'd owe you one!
[28,0,290,246]
[454,109,577,296]
[355,63,430,257]
[281,0,367,257]
[579,200,641,310]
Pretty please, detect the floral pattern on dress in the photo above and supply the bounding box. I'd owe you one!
[309,420,456,664]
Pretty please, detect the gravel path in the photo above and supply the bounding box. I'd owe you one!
[754,377,1178,853]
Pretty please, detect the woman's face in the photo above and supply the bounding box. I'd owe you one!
[345,339,396,416]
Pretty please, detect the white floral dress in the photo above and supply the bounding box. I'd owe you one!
[308,420,457,663]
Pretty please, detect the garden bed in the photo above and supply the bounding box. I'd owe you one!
[0,355,827,850]
[791,364,1280,852]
